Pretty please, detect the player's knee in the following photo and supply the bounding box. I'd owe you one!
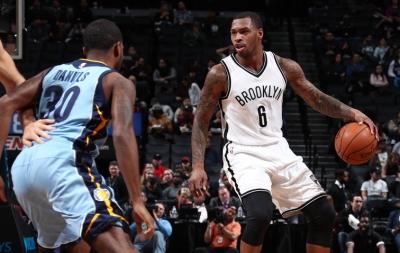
[302,196,336,247]
[241,191,273,246]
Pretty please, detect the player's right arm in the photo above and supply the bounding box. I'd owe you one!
[0,42,25,92]
[0,71,47,201]
[189,64,227,197]
[107,72,154,241]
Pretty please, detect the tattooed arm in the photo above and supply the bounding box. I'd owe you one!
[189,64,227,197]
[277,55,378,136]
[107,73,154,241]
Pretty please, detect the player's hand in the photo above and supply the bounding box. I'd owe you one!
[353,110,379,140]
[133,203,155,242]
[0,176,7,202]
[188,164,208,198]
[22,119,56,146]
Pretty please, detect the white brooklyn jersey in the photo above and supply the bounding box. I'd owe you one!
[220,51,287,145]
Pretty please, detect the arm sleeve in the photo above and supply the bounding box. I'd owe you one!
[156,219,173,238]
[346,231,356,244]
[232,222,241,235]
[164,68,177,81]
[386,211,395,235]
[153,69,161,82]
[388,60,396,77]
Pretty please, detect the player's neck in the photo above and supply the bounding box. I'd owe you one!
[86,52,114,69]
[235,50,264,73]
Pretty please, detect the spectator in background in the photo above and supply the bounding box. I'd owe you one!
[361,167,388,200]
[142,177,165,203]
[375,122,389,145]
[318,31,339,60]
[204,137,222,166]
[209,109,222,131]
[339,41,353,59]
[175,76,201,107]
[174,98,196,124]
[326,53,346,85]
[176,105,194,133]
[105,161,128,207]
[335,194,365,253]
[130,202,172,253]
[382,152,400,179]
[182,21,206,47]
[163,171,183,199]
[346,213,385,253]
[370,64,389,94]
[369,139,390,168]
[49,18,70,43]
[388,110,400,136]
[193,194,208,223]
[209,186,241,212]
[148,104,173,136]
[150,154,168,179]
[27,0,50,27]
[153,1,173,32]
[312,14,332,40]
[149,98,174,122]
[27,16,49,43]
[374,38,391,65]
[173,1,193,26]
[66,18,85,43]
[124,46,139,72]
[194,206,240,253]
[203,58,216,79]
[385,0,400,20]
[141,165,157,188]
[388,51,400,86]
[202,11,221,37]
[327,169,350,213]
[385,209,400,251]
[73,0,93,25]
[176,187,192,210]
[153,58,178,94]
[216,45,236,59]
[48,0,62,26]
[181,156,193,187]
[160,169,174,190]
[334,15,356,39]
[356,34,376,65]
[346,53,366,82]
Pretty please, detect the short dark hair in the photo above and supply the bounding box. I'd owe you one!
[148,177,157,185]
[109,160,118,167]
[84,19,122,52]
[350,193,362,202]
[233,11,263,29]
[334,169,346,178]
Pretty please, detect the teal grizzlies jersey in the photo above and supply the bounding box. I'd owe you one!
[38,59,115,157]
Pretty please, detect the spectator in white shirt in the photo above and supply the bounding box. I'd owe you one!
[361,167,388,200]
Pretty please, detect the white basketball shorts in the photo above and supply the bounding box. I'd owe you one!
[222,138,326,218]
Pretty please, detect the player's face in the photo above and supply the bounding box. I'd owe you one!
[230,18,263,58]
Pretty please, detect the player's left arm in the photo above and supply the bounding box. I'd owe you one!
[0,43,25,92]
[277,55,378,137]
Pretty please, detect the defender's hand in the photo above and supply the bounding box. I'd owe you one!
[23,119,56,146]
[189,165,207,198]
[133,203,155,242]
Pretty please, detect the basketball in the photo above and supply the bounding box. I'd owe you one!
[335,122,377,165]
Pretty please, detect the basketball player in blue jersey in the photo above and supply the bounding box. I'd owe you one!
[0,19,154,253]
[188,12,378,253]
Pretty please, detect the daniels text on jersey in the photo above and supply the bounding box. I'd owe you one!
[235,85,283,106]
[53,69,90,83]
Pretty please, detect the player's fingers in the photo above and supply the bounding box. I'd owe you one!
[140,228,155,242]
[38,119,56,125]
[22,139,33,147]
[38,130,52,140]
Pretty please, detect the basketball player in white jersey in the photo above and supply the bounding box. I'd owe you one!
[188,12,378,253]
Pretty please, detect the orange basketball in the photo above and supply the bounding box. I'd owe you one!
[335,122,377,165]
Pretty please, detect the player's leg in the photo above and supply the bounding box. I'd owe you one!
[301,197,336,253]
[240,191,274,253]
[91,226,137,253]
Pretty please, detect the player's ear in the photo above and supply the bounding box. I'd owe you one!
[82,47,88,57]
[258,28,263,39]
[113,41,122,58]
